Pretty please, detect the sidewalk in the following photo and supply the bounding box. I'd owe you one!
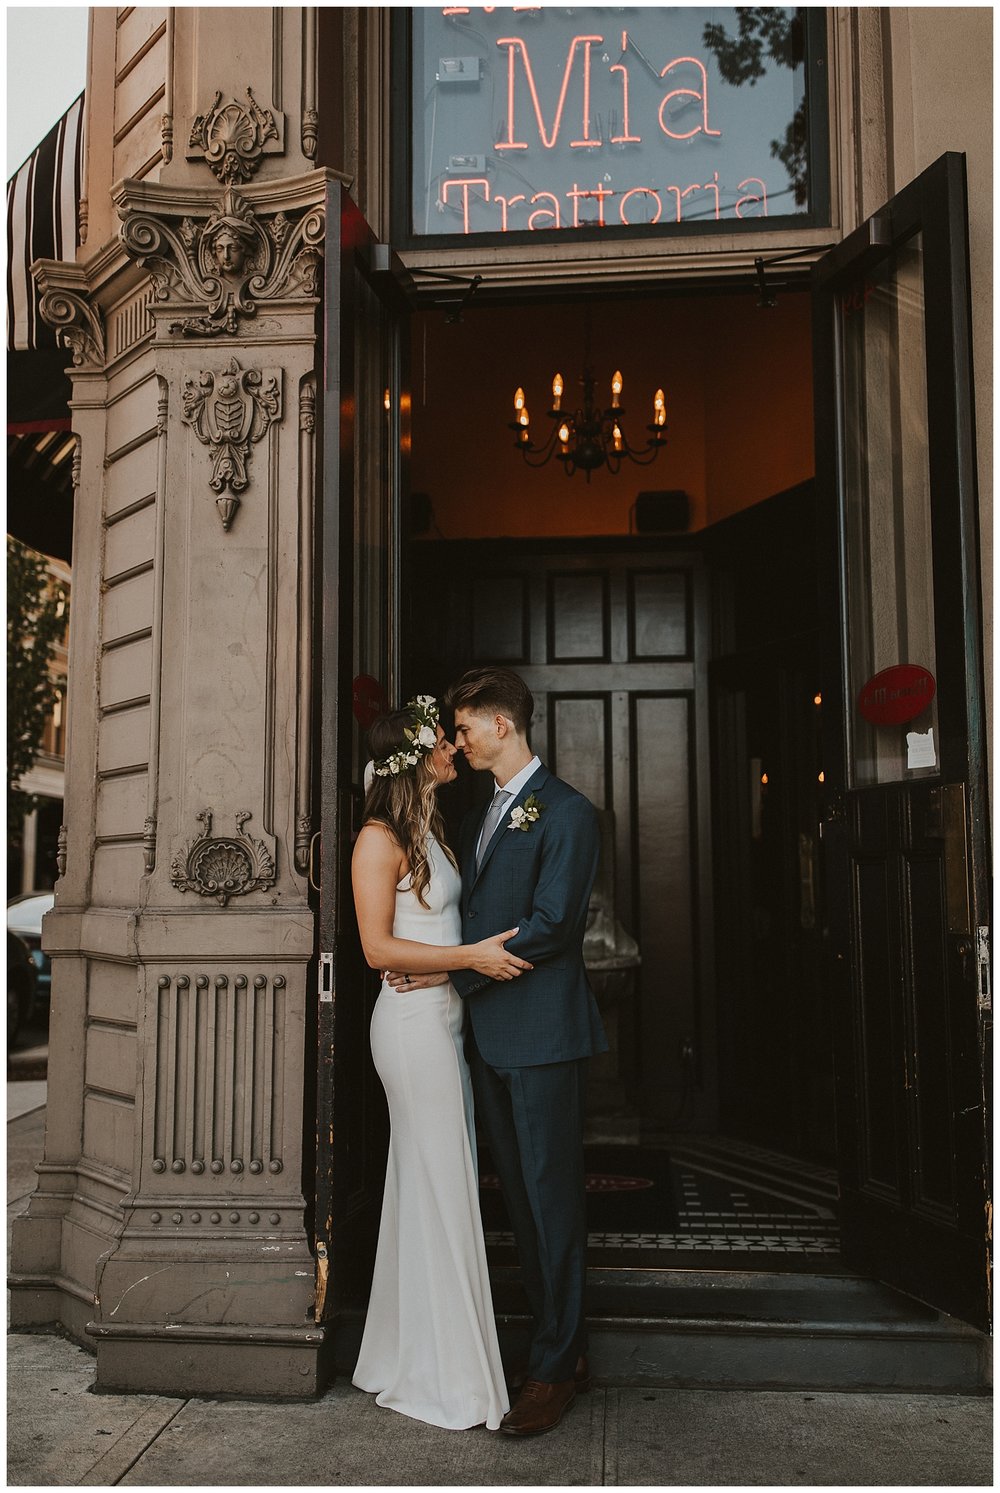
[7,1099,993,1488]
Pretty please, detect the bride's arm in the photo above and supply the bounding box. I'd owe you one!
[351,824,532,980]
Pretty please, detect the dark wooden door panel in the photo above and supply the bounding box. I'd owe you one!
[632,692,698,1117]
[548,694,612,811]
[850,824,904,1197]
[471,574,530,663]
[548,572,611,662]
[628,570,691,660]
[406,539,714,1128]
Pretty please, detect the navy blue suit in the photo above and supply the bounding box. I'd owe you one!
[451,763,606,1382]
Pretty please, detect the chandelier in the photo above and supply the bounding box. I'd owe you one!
[509,366,667,480]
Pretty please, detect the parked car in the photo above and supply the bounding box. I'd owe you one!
[7,931,37,1047]
[7,891,54,1007]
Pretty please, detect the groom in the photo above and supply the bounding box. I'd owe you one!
[445,666,606,1436]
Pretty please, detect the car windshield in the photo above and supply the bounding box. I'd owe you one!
[6,895,54,935]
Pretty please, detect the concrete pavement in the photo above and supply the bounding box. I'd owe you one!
[7,1097,993,1487]
[6,1329,993,1487]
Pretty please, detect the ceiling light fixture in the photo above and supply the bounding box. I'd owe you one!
[510,364,667,480]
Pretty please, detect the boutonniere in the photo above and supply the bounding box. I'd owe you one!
[509,793,545,832]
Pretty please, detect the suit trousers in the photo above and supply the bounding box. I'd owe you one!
[467,1029,589,1383]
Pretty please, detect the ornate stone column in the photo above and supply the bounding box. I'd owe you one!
[12,169,335,1396]
[95,172,330,1395]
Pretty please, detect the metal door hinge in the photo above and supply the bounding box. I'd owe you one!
[977,927,991,1013]
[319,951,334,1003]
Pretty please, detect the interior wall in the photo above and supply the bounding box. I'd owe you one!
[702,295,814,524]
[410,289,813,539]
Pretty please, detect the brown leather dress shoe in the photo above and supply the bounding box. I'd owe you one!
[499,1377,576,1437]
[508,1355,591,1396]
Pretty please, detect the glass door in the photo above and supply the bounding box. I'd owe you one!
[813,153,990,1328]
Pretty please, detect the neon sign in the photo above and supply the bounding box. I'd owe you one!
[410,7,812,237]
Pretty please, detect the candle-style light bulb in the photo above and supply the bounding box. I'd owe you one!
[612,421,624,452]
[611,370,623,408]
[653,388,666,426]
[558,421,570,449]
[552,373,564,411]
[514,386,525,414]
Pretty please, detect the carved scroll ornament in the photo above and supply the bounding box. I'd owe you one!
[36,283,105,369]
[189,88,278,184]
[171,809,276,906]
[119,186,323,339]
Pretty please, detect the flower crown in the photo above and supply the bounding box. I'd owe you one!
[372,695,440,778]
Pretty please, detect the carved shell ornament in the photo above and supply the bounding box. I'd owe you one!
[171,809,276,906]
[189,88,278,185]
[119,186,324,339]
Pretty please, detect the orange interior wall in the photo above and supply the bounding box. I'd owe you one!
[410,288,813,539]
[701,292,815,524]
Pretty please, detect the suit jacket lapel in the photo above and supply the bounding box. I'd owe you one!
[462,807,485,895]
[471,764,549,886]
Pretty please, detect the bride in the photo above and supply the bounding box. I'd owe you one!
[351,695,529,1431]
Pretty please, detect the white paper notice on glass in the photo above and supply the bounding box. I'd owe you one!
[906,727,937,769]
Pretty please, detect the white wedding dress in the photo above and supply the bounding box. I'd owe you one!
[352,835,509,1431]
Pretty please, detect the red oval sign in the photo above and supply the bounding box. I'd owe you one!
[352,674,386,730]
[857,664,936,726]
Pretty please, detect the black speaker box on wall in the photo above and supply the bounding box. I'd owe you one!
[633,490,690,533]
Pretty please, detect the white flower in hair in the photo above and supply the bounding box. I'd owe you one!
[369,695,441,780]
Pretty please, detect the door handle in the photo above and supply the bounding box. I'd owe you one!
[976,927,991,1013]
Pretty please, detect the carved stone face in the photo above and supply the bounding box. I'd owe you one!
[211,228,247,275]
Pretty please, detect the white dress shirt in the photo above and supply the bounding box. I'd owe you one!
[475,754,541,862]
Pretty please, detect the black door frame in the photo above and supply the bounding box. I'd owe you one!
[812,152,990,1327]
[313,184,408,1331]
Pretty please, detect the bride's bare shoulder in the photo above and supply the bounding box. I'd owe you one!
[356,820,404,853]
[354,820,408,875]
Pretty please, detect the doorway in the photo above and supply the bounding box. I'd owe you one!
[401,284,838,1270]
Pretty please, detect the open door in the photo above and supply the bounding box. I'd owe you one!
[314,184,408,1322]
[813,154,990,1327]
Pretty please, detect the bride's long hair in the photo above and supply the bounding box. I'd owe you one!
[363,709,458,909]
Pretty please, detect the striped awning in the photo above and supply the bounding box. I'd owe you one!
[7,93,85,355]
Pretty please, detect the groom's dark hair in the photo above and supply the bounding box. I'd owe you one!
[445,667,534,735]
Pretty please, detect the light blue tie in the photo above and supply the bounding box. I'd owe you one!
[476,789,512,871]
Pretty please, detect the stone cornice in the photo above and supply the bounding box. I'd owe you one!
[42,906,315,962]
[112,167,350,223]
[79,234,136,291]
[114,170,347,340]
